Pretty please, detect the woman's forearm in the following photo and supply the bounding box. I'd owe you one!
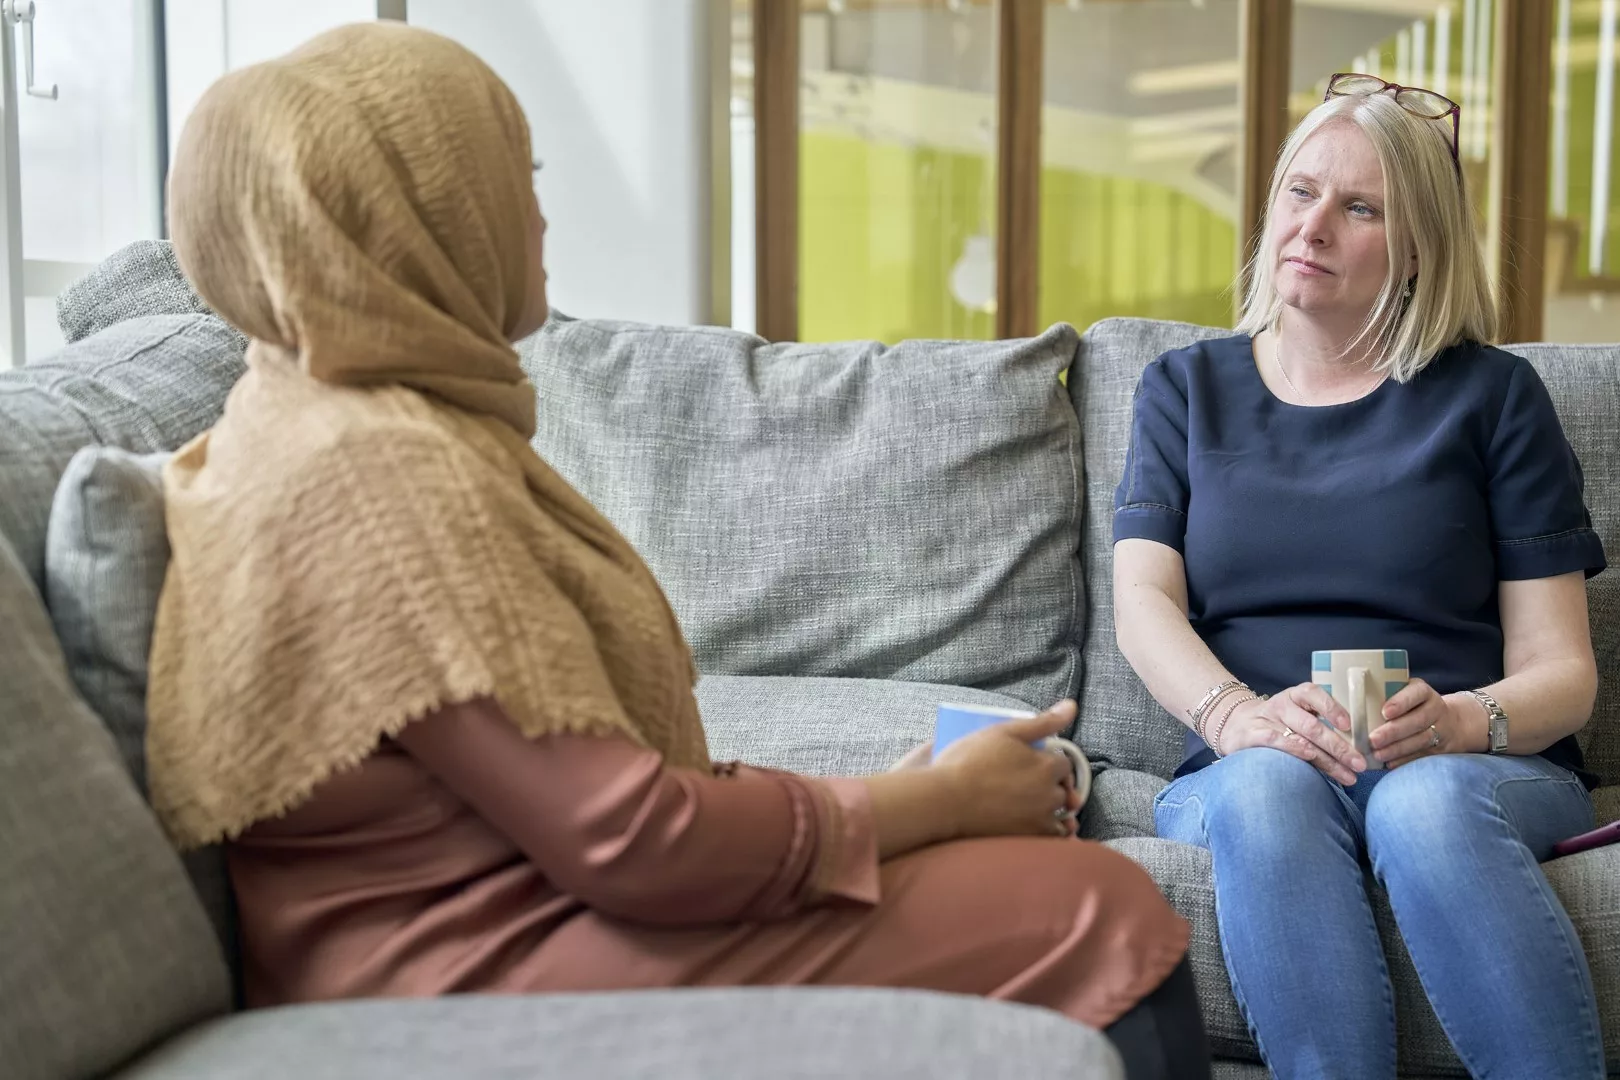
[859,769,963,860]
[1446,657,1597,755]
[1114,578,1237,731]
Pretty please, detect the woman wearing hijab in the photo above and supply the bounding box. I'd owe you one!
[147,23,1206,1079]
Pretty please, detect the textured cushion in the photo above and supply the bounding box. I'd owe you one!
[1516,343,1620,789]
[56,240,214,344]
[523,320,1084,710]
[1071,318,1222,777]
[697,674,1036,777]
[0,533,230,1080]
[1594,785,1620,827]
[0,314,245,595]
[42,447,237,963]
[44,449,169,788]
[1071,319,1620,788]
[1108,835,1620,1076]
[1077,767,1162,842]
[118,988,1123,1080]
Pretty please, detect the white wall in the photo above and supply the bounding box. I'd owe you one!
[166,0,377,164]
[409,0,725,327]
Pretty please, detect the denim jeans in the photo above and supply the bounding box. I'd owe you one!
[1154,748,1603,1079]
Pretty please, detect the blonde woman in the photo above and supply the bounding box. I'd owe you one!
[146,22,1208,1080]
[1114,75,1606,1079]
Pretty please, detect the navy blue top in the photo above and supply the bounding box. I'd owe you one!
[1114,335,1606,787]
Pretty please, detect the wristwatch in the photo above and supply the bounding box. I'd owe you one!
[1467,689,1509,754]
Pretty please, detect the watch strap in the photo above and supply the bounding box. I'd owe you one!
[1467,689,1509,753]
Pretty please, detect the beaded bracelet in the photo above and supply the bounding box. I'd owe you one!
[1188,679,1245,737]
[1207,691,1259,758]
[1194,684,1249,742]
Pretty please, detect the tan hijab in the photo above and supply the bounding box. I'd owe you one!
[148,23,709,851]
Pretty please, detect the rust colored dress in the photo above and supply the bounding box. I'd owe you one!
[227,698,1190,1029]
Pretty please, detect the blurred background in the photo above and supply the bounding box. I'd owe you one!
[6,0,1610,363]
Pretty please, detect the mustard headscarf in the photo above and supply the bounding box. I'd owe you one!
[148,23,709,851]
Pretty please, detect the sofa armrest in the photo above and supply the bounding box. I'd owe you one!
[117,988,1123,1080]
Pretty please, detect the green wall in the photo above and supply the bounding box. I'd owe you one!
[799,130,1238,344]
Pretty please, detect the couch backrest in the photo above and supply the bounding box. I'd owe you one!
[0,240,245,594]
[1069,317,1620,787]
[522,318,1087,711]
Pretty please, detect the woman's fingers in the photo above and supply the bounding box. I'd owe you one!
[1380,677,1434,720]
[1279,700,1366,774]
[1259,695,1360,784]
[1287,682,1351,731]
[1379,714,1446,768]
[1370,683,1445,762]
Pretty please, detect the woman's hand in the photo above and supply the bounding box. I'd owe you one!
[1370,679,1482,767]
[888,742,932,771]
[1213,684,1366,785]
[933,700,1082,839]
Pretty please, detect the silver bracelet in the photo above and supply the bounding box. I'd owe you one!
[1189,679,1246,737]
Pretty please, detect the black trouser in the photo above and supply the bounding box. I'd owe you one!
[1102,957,1211,1080]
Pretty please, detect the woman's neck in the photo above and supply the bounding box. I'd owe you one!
[1270,312,1381,390]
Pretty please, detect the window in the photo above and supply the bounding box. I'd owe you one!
[6,0,163,365]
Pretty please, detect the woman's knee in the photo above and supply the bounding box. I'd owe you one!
[1054,840,1176,909]
[1179,749,1344,838]
[1363,756,1499,870]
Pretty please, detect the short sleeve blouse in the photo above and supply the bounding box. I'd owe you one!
[1114,335,1606,784]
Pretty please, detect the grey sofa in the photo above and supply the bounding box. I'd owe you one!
[1,240,1614,1079]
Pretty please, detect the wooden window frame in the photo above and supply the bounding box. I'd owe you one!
[996,0,1043,340]
[754,0,1553,344]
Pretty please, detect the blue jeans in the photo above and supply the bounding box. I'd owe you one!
[1154,748,1603,1079]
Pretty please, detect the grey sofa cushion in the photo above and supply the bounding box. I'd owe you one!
[0,314,245,595]
[118,988,1123,1080]
[44,448,169,789]
[42,447,237,962]
[1077,766,1163,842]
[0,533,230,1080]
[1109,834,1620,1076]
[524,319,1084,711]
[56,240,214,344]
[1071,318,1219,777]
[1072,319,1620,790]
[1515,343,1620,789]
[697,674,1037,777]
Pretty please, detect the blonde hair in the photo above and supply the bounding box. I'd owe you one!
[1235,92,1497,382]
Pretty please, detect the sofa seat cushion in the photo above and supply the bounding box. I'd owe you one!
[1077,767,1162,842]
[696,674,1036,777]
[1107,836,1620,1076]
[524,319,1084,710]
[0,532,230,1080]
[117,988,1123,1080]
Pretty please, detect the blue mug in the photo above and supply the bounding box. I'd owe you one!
[932,702,1091,808]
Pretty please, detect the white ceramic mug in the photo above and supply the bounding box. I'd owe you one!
[1310,650,1410,771]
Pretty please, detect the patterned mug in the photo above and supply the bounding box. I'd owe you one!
[1310,649,1411,771]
